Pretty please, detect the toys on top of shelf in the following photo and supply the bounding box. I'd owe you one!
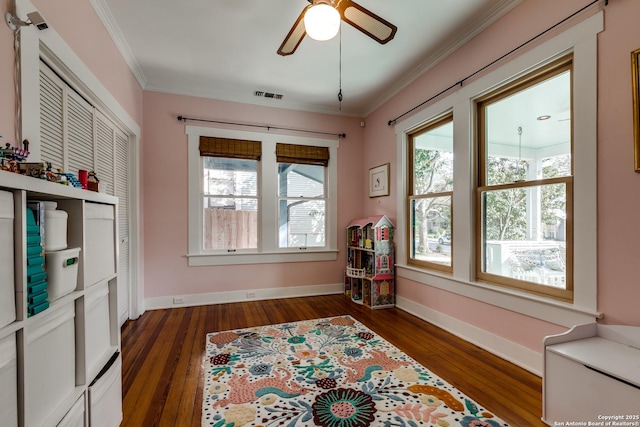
[1,139,30,161]
[87,171,100,192]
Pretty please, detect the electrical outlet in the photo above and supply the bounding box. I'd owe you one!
[246,292,255,298]
[173,297,184,304]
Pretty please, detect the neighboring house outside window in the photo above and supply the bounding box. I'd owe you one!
[186,126,339,266]
[276,143,329,249]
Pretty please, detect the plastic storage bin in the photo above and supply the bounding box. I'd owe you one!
[85,203,115,287]
[45,247,81,301]
[0,190,16,328]
[43,201,68,251]
[88,353,122,427]
[57,394,85,427]
[24,303,76,427]
[0,334,18,427]
[85,282,112,379]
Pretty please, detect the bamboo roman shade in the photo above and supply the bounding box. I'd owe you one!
[199,137,262,160]
[275,143,329,166]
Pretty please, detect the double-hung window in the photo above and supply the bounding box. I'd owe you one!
[187,126,339,266]
[476,55,573,301]
[199,137,261,251]
[397,14,600,322]
[276,143,329,248]
[407,114,454,272]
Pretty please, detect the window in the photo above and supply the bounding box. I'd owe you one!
[407,114,454,272]
[476,56,573,301]
[277,143,329,248]
[187,127,339,266]
[395,13,601,324]
[200,137,261,251]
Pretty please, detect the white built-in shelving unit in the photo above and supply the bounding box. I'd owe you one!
[0,170,122,427]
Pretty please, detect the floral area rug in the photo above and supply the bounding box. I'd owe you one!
[202,316,509,427]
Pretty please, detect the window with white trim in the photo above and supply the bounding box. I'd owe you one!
[395,13,601,324]
[476,55,573,301]
[187,126,339,266]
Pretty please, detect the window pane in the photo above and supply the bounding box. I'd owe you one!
[203,157,257,196]
[278,163,325,197]
[279,200,325,247]
[411,196,451,267]
[482,183,566,288]
[413,121,453,195]
[484,70,571,186]
[203,197,258,250]
[202,157,258,250]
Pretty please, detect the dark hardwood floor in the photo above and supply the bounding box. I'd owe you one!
[121,294,546,426]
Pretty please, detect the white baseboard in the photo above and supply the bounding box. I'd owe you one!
[144,286,541,375]
[144,283,344,311]
[396,295,543,376]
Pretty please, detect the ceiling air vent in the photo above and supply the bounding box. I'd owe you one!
[255,90,283,100]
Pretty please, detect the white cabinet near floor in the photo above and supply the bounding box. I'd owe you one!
[542,323,640,425]
[0,170,122,427]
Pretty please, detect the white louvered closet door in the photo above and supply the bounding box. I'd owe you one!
[114,128,129,323]
[39,60,132,324]
[95,111,115,196]
[39,64,64,170]
[66,90,94,175]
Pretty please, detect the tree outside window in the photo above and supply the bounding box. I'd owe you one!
[476,55,573,301]
[408,115,453,271]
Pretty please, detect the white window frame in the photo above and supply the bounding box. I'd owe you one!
[394,12,602,327]
[186,125,339,266]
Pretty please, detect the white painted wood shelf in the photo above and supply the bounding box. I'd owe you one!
[0,171,122,427]
[543,323,640,426]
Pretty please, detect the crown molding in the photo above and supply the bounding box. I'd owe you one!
[90,0,148,89]
[364,0,524,117]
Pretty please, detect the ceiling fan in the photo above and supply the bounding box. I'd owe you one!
[277,0,397,56]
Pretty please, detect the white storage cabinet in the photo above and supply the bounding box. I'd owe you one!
[0,171,121,427]
[0,190,16,328]
[57,395,86,427]
[543,323,640,425]
[0,333,18,427]
[88,354,122,427]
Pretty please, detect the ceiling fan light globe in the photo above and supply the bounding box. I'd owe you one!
[304,4,340,41]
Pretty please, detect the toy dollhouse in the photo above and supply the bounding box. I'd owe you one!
[345,215,395,308]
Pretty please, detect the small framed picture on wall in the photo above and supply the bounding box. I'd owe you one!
[369,163,390,197]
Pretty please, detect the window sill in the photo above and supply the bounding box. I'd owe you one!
[396,264,601,327]
[187,250,339,266]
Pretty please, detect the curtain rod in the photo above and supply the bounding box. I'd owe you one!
[177,115,346,139]
[387,0,605,126]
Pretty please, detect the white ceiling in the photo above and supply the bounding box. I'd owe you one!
[93,0,523,117]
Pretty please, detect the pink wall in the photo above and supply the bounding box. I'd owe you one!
[31,0,143,122]
[142,91,364,297]
[363,0,640,352]
[0,0,142,160]
[2,0,638,356]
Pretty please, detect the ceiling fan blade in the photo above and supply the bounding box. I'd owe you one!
[336,0,397,44]
[277,6,310,56]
